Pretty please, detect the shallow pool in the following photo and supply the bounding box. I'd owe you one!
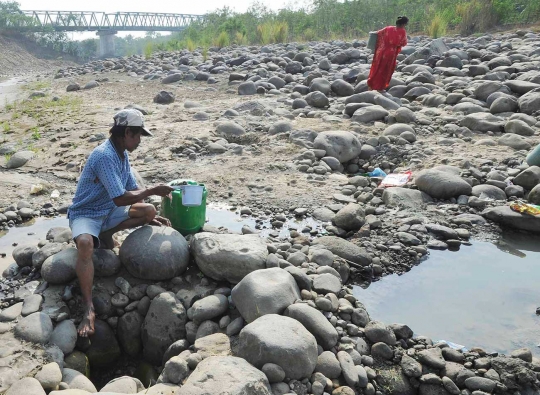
[206,203,323,238]
[0,216,69,274]
[354,232,540,356]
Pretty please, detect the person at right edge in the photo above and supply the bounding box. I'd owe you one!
[367,16,409,92]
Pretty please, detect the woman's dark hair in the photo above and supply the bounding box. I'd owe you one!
[109,124,144,138]
[396,16,409,26]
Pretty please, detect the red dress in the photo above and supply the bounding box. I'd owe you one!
[367,26,408,91]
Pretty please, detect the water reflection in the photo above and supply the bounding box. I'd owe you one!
[206,203,323,238]
[354,232,540,356]
[0,217,69,273]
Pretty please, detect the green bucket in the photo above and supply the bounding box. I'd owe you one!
[160,179,207,236]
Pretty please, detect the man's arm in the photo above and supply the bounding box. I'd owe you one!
[113,185,173,207]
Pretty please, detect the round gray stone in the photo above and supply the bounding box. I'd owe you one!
[238,314,318,380]
[49,320,77,354]
[13,245,39,268]
[231,268,300,323]
[14,312,53,343]
[315,351,342,378]
[120,226,189,281]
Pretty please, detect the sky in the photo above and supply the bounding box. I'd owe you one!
[17,0,297,39]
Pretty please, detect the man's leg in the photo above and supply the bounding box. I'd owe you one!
[98,203,157,249]
[75,234,96,337]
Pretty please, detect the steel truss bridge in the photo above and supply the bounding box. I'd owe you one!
[9,10,204,32]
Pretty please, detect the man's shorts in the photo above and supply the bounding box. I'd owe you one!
[69,205,131,247]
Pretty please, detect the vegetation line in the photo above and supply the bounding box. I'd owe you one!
[0,0,539,59]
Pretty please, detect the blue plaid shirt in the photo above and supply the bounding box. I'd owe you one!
[68,139,138,220]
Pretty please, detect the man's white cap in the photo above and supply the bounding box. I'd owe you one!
[113,109,152,136]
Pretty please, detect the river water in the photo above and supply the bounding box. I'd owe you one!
[354,231,540,356]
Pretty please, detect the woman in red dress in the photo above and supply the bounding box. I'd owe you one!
[367,16,409,91]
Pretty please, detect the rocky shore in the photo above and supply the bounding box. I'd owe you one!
[0,26,540,395]
[1,221,539,395]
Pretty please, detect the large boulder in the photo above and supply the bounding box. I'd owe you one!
[49,320,77,355]
[518,90,540,115]
[231,268,300,323]
[41,248,121,284]
[382,188,433,209]
[315,351,342,378]
[505,120,535,136]
[40,248,78,284]
[312,236,371,266]
[238,314,318,380]
[365,321,396,345]
[474,81,506,101]
[306,91,330,108]
[514,166,540,190]
[120,226,189,281]
[32,243,65,269]
[498,134,531,151]
[490,96,518,114]
[284,303,338,350]
[471,185,507,201]
[5,377,45,395]
[312,207,336,222]
[482,206,540,233]
[187,294,229,324]
[415,169,472,199]
[332,203,366,231]
[142,292,187,365]
[13,245,38,268]
[216,121,246,137]
[310,78,331,95]
[14,312,53,343]
[312,273,341,294]
[35,362,62,391]
[191,233,268,283]
[238,81,257,95]
[351,105,389,123]
[331,79,354,96]
[179,356,271,394]
[418,348,446,369]
[528,184,540,205]
[459,113,504,133]
[313,131,361,163]
[268,121,293,136]
[285,61,303,74]
[101,376,144,393]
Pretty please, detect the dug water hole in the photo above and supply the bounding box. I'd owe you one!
[354,231,540,356]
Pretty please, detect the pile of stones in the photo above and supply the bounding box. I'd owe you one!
[0,222,538,395]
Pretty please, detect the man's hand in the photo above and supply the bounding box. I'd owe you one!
[150,215,171,227]
[150,185,175,197]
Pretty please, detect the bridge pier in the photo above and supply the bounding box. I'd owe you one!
[96,30,117,58]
